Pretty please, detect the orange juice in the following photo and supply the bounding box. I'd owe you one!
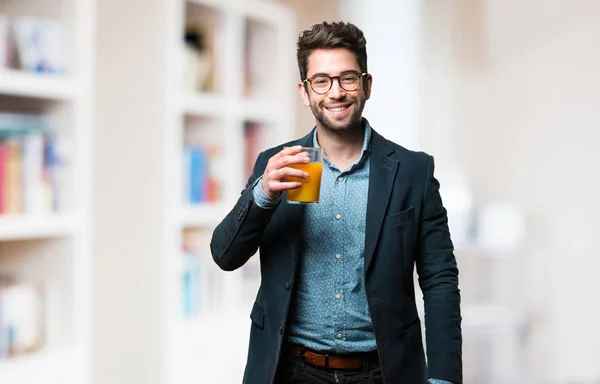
[286,162,323,203]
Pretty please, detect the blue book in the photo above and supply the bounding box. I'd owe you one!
[188,146,208,203]
[182,251,201,316]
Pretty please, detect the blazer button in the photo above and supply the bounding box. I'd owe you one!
[285,280,292,289]
[279,326,284,335]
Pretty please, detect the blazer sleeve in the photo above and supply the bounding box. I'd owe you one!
[210,151,278,271]
[416,155,463,383]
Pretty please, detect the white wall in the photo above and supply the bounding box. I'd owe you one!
[93,0,168,383]
[420,0,600,382]
[341,0,422,150]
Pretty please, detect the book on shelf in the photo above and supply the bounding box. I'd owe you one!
[181,230,201,317]
[0,277,46,359]
[183,143,220,205]
[0,113,61,215]
[4,16,67,73]
[180,229,224,318]
[182,18,217,93]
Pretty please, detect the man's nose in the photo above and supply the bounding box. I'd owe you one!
[327,79,346,99]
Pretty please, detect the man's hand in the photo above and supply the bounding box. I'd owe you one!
[261,145,310,199]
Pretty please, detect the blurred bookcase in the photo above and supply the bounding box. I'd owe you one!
[454,246,529,384]
[0,0,93,383]
[415,242,530,383]
[165,1,296,383]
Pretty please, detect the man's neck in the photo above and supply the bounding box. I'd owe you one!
[316,121,365,171]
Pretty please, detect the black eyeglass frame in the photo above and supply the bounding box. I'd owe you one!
[302,72,369,94]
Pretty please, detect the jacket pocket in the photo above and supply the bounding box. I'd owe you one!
[384,206,414,227]
[250,301,265,329]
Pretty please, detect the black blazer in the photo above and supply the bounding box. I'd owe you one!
[210,128,462,384]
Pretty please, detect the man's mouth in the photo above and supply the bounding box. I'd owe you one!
[326,105,350,112]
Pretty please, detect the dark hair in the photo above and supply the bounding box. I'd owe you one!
[296,21,368,81]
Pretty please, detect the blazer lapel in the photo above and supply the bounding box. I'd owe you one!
[364,131,399,273]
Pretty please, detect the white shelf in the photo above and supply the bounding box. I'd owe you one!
[180,203,228,228]
[0,69,78,101]
[179,93,227,117]
[0,214,76,241]
[177,304,252,334]
[0,348,78,384]
[243,1,294,24]
[186,0,290,18]
[241,98,286,123]
[186,0,224,10]
[462,304,527,332]
[454,242,520,258]
[179,93,284,123]
[171,308,251,384]
[416,303,526,333]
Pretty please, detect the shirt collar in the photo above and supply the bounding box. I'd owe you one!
[312,118,372,172]
[312,118,372,155]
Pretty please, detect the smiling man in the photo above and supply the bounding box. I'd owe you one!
[211,21,462,384]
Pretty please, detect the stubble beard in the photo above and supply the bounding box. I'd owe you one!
[310,97,366,136]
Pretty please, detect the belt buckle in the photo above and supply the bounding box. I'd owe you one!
[298,348,308,363]
[324,354,329,368]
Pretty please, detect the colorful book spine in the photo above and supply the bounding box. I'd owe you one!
[0,113,61,214]
[184,144,220,204]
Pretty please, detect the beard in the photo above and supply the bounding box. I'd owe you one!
[310,95,366,135]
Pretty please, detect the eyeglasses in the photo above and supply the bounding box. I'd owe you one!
[303,72,369,94]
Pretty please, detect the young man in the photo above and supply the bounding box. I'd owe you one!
[211,22,462,384]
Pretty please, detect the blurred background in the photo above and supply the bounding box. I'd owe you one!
[0,0,599,383]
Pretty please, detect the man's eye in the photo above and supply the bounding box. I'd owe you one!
[313,78,329,85]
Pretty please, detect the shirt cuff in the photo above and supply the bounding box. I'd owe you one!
[252,177,280,208]
[428,379,454,384]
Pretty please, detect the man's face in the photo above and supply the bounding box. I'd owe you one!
[298,48,372,134]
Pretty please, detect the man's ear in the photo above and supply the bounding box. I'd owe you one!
[298,82,310,107]
[364,74,373,100]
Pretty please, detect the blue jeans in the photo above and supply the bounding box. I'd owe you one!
[275,354,384,384]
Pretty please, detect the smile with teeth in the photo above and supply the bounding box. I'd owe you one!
[327,105,349,112]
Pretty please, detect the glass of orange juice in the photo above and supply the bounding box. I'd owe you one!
[286,147,323,204]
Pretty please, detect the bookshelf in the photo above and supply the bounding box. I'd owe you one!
[0,70,78,100]
[164,1,296,382]
[458,246,529,384]
[415,242,529,384]
[0,214,75,240]
[94,0,293,381]
[0,0,93,383]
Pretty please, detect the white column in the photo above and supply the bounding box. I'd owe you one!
[340,0,422,150]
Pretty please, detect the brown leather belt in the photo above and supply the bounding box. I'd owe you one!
[287,344,366,370]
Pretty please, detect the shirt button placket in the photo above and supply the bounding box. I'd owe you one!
[332,172,345,348]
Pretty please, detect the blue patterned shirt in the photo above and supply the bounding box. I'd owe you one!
[253,121,453,384]
[254,121,374,353]
[289,124,373,353]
